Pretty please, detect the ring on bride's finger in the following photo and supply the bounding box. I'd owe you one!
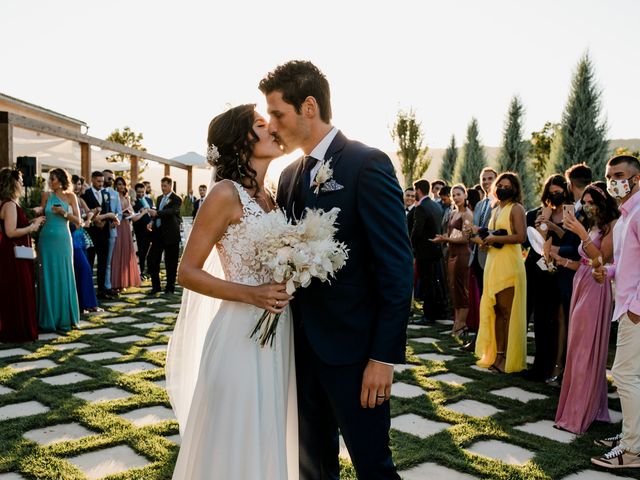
[275,300,280,307]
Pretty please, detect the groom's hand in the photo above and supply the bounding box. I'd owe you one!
[360,360,393,408]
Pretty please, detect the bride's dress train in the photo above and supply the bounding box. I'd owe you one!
[166,181,298,480]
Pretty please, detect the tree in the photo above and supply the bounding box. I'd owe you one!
[390,109,430,188]
[496,96,533,206]
[105,126,148,181]
[551,53,609,179]
[530,122,560,196]
[439,135,458,184]
[455,118,487,187]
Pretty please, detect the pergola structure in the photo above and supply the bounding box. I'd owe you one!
[0,94,193,190]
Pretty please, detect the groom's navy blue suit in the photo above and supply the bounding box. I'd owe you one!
[277,130,413,480]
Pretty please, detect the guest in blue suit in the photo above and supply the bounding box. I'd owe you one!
[102,169,122,292]
[262,61,413,480]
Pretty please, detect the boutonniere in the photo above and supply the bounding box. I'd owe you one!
[312,158,340,194]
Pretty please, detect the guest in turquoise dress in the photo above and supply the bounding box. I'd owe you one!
[37,168,82,332]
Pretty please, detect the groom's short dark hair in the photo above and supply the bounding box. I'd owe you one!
[259,60,332,123]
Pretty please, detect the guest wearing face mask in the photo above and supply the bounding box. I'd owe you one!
[554,182,619,434]
[475,172,527,373]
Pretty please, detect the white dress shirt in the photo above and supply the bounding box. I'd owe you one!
[307,127,339,187]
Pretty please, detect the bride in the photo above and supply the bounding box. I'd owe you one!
[166,104,297,479]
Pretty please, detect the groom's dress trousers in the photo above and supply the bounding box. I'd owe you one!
[278,129,413,480]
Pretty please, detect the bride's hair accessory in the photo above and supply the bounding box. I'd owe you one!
[207,144,220,164]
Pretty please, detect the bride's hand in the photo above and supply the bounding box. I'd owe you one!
[251,283,292,314]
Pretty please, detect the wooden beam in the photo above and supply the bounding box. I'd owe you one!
[0,112,13,168]
[130,155,139,185]
[187,165,193,194]
[164,164,170,177]
[80,142,91,180]
[6,112,188,170]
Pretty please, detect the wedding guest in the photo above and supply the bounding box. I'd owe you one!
[405,187,417,234]
[439,185,453,226]
[410,179,446,324]
[554,182,619,434]
[0,169,43,342]
[132,182,153,278]
[472,183,485,200]
[192,184,208,218]
[566,163,593,216]
[110,177,141,290]
[475,172,527,373]
[71,175,99,313]
[591,155,640,469]
[38,168,81,332]
[431,179,446,204]
[524,174,572,382]
[102,169,123,295]
[143,181,153,201]
[464,167,497,346]
[81,171,119,299]
[467,188,482,211]
[147,177,182,294]
[432,184,473,336]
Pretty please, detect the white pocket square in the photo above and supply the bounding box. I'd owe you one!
[320,180,344,193]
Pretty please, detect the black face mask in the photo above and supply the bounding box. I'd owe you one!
[549,192,565,207]
[496,188,514,201]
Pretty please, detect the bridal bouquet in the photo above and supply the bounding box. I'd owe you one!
[250,207,349,347]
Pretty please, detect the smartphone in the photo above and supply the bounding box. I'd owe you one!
[562,204,574,222]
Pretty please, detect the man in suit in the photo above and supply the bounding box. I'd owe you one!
[411,179,446,324]
[147,176,182,294]
[192,184,207,218]
[132,182,153,279]
[82,171,119,298]
[102,169,122,293]
[261,60,413,480]
[404,187,416,232]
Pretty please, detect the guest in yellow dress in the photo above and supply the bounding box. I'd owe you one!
[475,172,527,373]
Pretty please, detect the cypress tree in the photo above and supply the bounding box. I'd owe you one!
[439,135,458,184]
[455,118,487,187]
[551,53,609,179]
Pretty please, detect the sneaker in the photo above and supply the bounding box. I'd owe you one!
[594,433,623,449]
[591,446,640,469]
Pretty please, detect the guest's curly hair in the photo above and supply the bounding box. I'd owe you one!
[581,181,620,236]
[493,171,523,205]
[207,104,260,192]
[0,168,22,202]
[49,168,72,192]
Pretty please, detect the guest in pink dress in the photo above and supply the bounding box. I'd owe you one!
[554,182,620,434]
[110,177,142,290]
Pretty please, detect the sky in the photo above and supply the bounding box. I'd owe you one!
[2,0,639,164]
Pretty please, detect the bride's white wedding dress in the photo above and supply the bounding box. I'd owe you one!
[166,181,298,480]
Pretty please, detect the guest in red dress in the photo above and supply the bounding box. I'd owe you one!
[0,168,45,343]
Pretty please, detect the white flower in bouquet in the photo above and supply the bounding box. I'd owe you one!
[250,207,349,347]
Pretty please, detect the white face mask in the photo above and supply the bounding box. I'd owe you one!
[607,176,636,199]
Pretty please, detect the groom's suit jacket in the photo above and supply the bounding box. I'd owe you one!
[277,130,413,366]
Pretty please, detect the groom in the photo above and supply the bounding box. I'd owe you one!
[260,61,413,479]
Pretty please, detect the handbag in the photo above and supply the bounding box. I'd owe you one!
[14,245,36,260]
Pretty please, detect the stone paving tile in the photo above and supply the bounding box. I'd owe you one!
[167,303,182,309]
[465,439,534,466]
[401,462,478,480]
[144,344,168,354]
[394,364,417,373]
[0,400,50,421]
[103,302,130,307]
[6,359,57,372]
[67,444,151,479]
[41,372,93,386]
[515,420,577,443]
[108,335,148,344]
[468,365,493,374]
[391,382,426,399]
[490,387,547,403]
[608,391,618,400]
[141,299,165,305]
[102,316,138,324]
[527,331,535,339]
[122,293,146,299]
[120,406,175,427]
[410,337,439,344]
[417,352,456,362]
[561,470,638,480]
[126,307,154,314]
[150,312,177,319]
[80,328,116,335]
[160,332,173,339]
[526,355,534,365]
[428,373,473,386]
[151,379,166,388]
[436,319,454,325]
[391,413,450,438]
[445,399,502,418]
[165,434,181,445]
[0,473,27,480]
[105,362,160,375]
[130,322,165,330]
[77,351,124,362]
[407,324,431,330]
[339,435,350,460]
[77,321,95,328]
[74,387,134,403]
[23,422,96,445]
[50,342,90,351]
[0,348,31,359]
[608,409,622,423]
[38,333,61,341]
[0,385,15,395]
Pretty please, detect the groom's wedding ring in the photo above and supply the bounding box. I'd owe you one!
[376,395,386,398]
[274,300,280,307]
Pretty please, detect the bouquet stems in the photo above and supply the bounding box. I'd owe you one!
[249,310,282,348]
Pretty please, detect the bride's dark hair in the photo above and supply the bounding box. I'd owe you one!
[207,104,260,191]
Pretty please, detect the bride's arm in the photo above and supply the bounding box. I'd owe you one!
[177,181,290,314]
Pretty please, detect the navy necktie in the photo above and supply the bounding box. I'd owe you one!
[293,156,318,219]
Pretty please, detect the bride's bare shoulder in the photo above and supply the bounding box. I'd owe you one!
[196,180,243,222]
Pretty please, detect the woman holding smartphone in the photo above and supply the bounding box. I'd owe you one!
[38,168,81,332]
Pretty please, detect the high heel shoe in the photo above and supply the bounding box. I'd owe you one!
[451,326,468,338]
[545,365,564,387]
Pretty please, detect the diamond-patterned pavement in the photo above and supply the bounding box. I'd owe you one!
[23,422,96,445]
[120,406,175,427]
[465,439,535,466]
[391,413,450,438]
[67,444,151,479]
[445,399,502,418]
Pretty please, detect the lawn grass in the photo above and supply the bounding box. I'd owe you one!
[1,289,638,479]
